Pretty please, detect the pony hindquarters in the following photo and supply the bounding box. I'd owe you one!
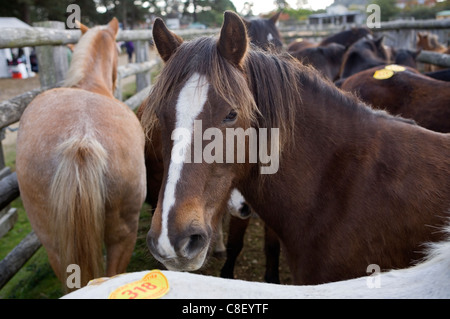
[16,88,146,291]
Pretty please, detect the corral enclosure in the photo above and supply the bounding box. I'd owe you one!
[0,17,450,298]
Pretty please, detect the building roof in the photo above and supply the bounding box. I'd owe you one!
[0,17,32,29]
[436,10,450,17]
[309,11,361,19]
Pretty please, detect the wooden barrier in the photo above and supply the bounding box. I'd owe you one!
[0,18,449,292]
[0,22,162,291]
[0,231,41,289]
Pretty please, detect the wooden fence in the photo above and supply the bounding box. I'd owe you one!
[0,21,168,289]
[0,18,449,291]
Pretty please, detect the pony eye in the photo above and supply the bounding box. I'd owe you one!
[223,110,237,123]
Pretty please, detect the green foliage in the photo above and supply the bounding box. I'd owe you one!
[369,0,400,21]
[283,8,315,21]
[399,0,450,20]
[182,0,236,26]
[0,0,237,29]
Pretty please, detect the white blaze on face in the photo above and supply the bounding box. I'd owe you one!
[267,33,274,42]
[157,73,210,258]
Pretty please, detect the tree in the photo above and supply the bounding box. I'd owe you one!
[241,2,254,17]
[369,0,399,22]
[180,0,237,27]
[274,0,289,11]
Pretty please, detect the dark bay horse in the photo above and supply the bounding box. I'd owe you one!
[287,26,371,53]
[290,43,346,81]
[391,48,420,68]
[141,11,450,285]
[341,65,450,133]
[244,11,283,51]
[339,36,391,80]
[16,18,146,290]
[319,26,372,47]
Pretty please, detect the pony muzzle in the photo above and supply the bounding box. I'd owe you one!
[147,224,211,271]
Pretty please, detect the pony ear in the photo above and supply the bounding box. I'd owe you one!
[76,20,89,34]
[107,17,119,37]
[217,11,248,67]
[269,11,282,24]
[374,35,384,47]
[414,49,422,58]
[152,18,183,63]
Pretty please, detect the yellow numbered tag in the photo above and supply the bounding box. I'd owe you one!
[373,69,395,80]
[385,64,406,72]
[108,270,169,299]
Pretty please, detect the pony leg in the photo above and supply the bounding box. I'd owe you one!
[213,215,227,258]
[263,225,280,284]
[104,209,140,277]
[220,215,250,279]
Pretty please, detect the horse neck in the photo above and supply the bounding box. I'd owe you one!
[77,55,116,98]
[66,30,117,98]
[240,74,408,232]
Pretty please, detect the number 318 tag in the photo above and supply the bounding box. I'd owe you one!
[108,270,170,299]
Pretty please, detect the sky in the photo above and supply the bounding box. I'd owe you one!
[230,0,335,15]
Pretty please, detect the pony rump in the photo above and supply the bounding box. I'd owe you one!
[49,135,108,291]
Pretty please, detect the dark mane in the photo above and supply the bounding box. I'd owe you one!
[141,35,407,149]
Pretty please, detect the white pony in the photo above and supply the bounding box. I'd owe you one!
[63,225,450,299]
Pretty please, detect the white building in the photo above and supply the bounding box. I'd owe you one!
[0,17,34,78]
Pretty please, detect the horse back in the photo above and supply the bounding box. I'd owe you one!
[341,67,450,133]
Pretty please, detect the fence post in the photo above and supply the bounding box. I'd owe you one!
[0,129,16,240]
[32,21,69,88]
[135,40,150,93]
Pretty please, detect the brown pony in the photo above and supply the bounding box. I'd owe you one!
[16,18,146,290]
[287,38,316,53]
[290,43,346,81]
[320,26,372,47]
[141,11,450,285]
[136,12,284,283]
[417,32,447,53]
[417,32,449,71]
[287,27,371,53]
[339,36,391,80]
[341,65,450,133]
[244,11,283,51]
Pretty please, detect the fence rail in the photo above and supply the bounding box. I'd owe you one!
[0,18,449,291]
[0,27,221,49]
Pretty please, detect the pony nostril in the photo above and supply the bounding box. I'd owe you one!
[177,233,207,259]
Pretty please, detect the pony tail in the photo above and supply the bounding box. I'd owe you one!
[49,136,108,291]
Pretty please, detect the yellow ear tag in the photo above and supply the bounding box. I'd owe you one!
[108,270,169,299]
[373,69,395,80]
[385,64,406,72]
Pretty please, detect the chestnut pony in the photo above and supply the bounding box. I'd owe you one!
[141,11,450,285]
[16,18,146,290]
